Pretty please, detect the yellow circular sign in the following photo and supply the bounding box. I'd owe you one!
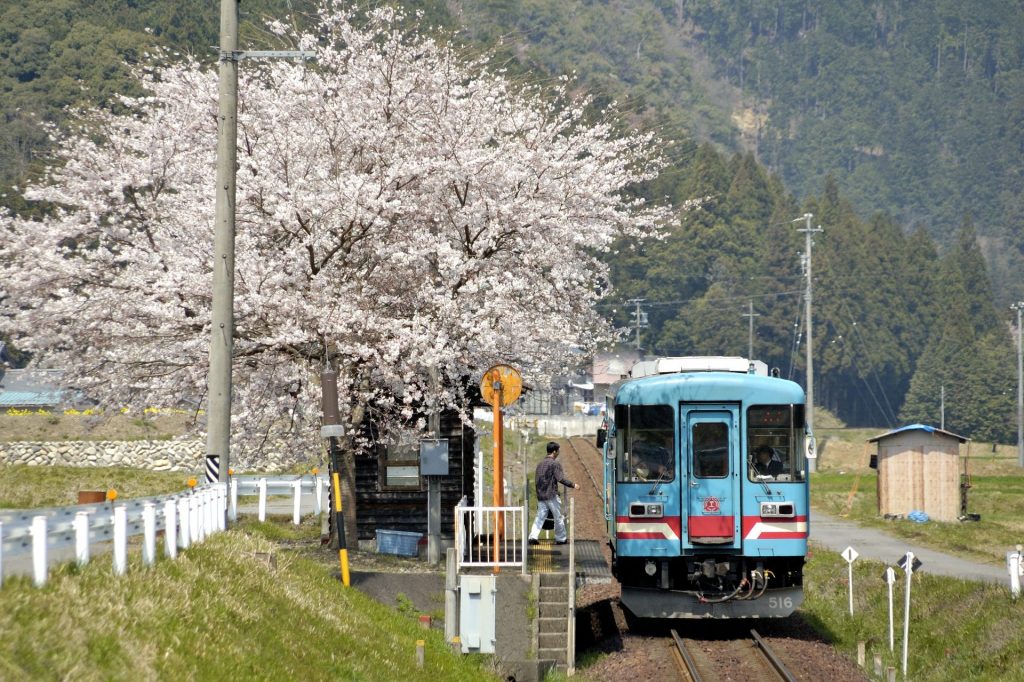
[480,364,522,408]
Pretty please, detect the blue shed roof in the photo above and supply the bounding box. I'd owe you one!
[868,423,969,443]
[0,369,67,408]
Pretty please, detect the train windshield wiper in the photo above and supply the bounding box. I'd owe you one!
[648,469,668,495]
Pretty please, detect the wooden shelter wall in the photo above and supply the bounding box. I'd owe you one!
[353,412,476,540]
[876,433,961,522]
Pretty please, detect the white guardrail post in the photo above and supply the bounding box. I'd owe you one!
[143,502,156,567]
[257,478,268,522]
[0,475,328,590]
[113,505,127,576]
[229,478,239,522]
[74,511,90,566]
[32,515,47,587]
[164,499,178,560]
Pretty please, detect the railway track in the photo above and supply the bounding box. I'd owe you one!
[671,628,798,681]
[563,436,602,494]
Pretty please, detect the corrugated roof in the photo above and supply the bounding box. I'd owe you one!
[868,423,969,443]
[0,390,62,407]
[0,369,66,408]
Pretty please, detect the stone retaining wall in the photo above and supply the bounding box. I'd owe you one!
[0,440,308,472]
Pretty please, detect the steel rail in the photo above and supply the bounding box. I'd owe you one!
[670,628,703,682]
[751,628,798,682]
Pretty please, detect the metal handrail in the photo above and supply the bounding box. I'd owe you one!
[454,503,526,571]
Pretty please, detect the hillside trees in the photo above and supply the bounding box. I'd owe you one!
[0,3,673,460]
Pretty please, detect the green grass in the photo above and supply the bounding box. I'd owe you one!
[0,464,192,509]
[0,495,497,681]
[803,548,1024,681]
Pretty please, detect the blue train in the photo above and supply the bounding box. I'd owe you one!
[598,356,813,619]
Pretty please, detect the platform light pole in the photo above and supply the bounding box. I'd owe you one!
[797,214,822,473]
[1013,302,1024,467]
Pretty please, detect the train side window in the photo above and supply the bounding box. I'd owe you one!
[692,422,728,478]
[616,404,674,483]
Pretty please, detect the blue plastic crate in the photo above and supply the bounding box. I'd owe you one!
[376,529,422,557]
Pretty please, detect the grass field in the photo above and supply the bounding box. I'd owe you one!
[0,469,497,681]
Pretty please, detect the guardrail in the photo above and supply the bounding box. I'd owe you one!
[0,474,330,589]
[454,503,527,573]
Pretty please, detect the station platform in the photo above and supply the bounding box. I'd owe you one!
[527,538,612,584]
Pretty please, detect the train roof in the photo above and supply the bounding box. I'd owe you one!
[615,358,804,405]
[629,356,768,378]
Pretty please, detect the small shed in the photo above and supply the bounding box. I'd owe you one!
[868,424,968,522]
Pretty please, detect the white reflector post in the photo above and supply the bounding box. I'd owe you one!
[164,499,178,559]
[74,511,90,566]
[292,479,302,525]
[258,478,268,522]
[113,505,127,576]
[31,515,47,588]
[143,502,156,566]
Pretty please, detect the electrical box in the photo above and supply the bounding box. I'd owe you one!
[420,438,449,476]
[459,575,496,653]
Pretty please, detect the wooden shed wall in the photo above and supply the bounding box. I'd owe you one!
[353,411,476,540]
[877,432,960,522]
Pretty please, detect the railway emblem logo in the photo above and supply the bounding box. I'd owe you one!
[703,496,721,513]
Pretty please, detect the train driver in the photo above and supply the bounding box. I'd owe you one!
[753,445,784,477]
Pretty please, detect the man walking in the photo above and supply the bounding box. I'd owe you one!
[528,441,579,545]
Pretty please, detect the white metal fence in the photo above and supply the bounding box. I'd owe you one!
[0,474,329,588]
[454,502,527,572]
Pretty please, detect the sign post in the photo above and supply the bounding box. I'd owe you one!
[480,365,522,566]
[841,546,859,616]
[884,566,896,651]
[897,551,922,676]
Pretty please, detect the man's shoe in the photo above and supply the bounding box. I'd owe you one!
[555,539,568,545]
[528,538,539,545]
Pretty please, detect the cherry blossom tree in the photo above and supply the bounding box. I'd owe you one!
[0,3,677,463]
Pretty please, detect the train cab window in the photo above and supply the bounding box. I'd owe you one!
[692,422,729,478]
[746,405,806,482]
[615,404,674,483]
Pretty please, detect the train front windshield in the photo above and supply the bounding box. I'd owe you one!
[615,404,675,483]
[746,404,807,482]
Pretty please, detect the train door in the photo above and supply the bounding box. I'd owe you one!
[682,405,741,548]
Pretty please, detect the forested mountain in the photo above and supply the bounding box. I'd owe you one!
[0,0,1019,438]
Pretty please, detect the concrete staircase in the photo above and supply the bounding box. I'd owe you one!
[536,571,570,672]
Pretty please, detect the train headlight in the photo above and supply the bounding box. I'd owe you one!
[644,561,657,576]
[628,503,664,518]
[760,501,795,518]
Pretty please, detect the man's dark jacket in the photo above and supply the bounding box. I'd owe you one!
[535,455,574,501]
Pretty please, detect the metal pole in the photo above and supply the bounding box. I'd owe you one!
[321,369,349,586]
[797,214,822,473]
[206,0,239,484]
[1014,303,1024,467]
[428,367,441,565]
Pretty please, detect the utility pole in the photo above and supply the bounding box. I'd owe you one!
[206,0,239,484]
[741,300,760,359]
[1013,302,1024,467]
[628,298,648,351]
[206,3,315,485]
[797,214,822,473]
